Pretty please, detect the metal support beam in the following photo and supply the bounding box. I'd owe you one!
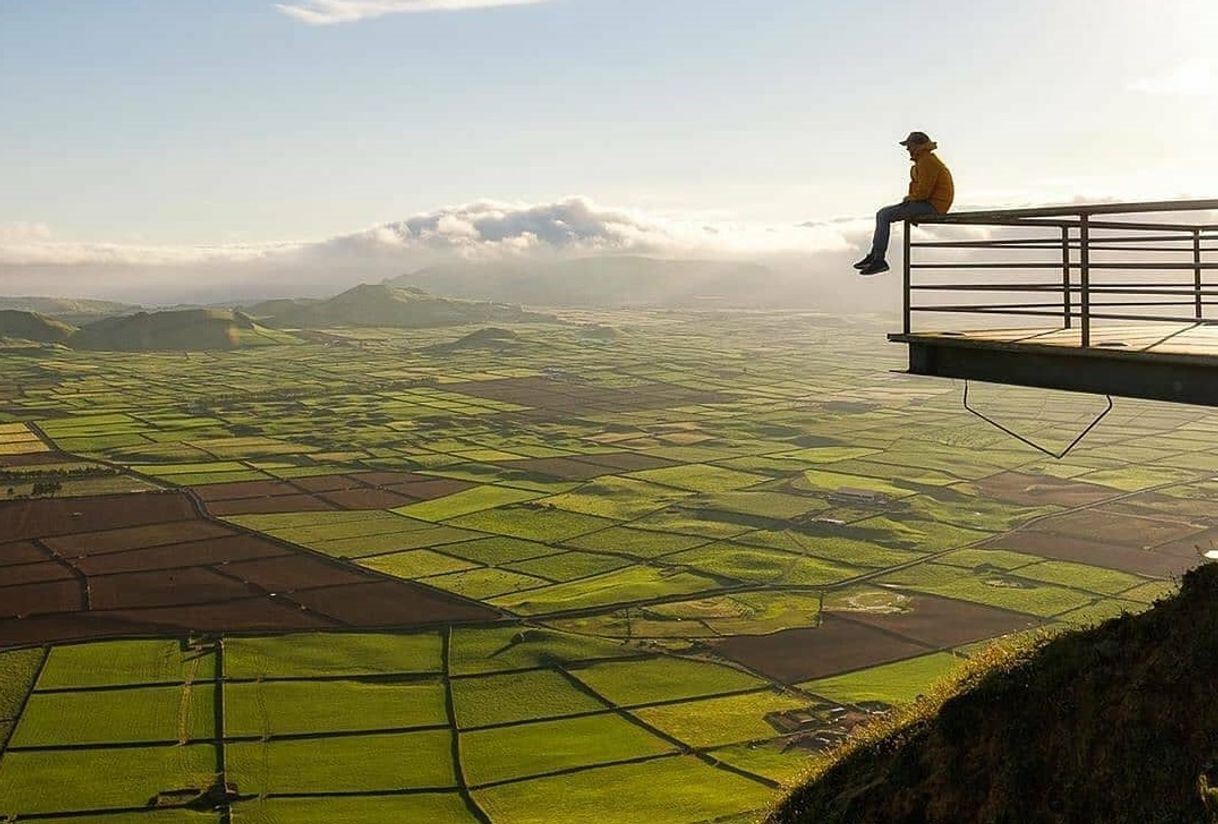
[902,220,912,335]
[1061,226,1071,329]
[1080,214,1090,346]
[1196,229,1205,320]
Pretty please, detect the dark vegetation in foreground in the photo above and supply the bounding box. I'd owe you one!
[771,563,1218,824]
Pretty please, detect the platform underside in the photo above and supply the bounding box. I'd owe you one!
[890,323,1218,406]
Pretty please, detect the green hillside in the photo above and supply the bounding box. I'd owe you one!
[71,308,298,351]
[771,563,1218,824]
[0,310,76,344]
[0,297,138,325]
[254,283,554,328]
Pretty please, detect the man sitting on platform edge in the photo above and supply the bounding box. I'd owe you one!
[856,131,954,276]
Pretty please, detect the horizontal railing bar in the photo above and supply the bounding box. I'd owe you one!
[911,307,1101,316]
[1030,219,1202,232]
[925,218,1201,233]
[1079,301,1210,307]
[910,285,1218,295]
[914,303,1075,311]
[1086,263,1218,270]
[911,263,1069,269]
[910,307,1218,324]
[912,284,1071,291]
[913,301,1218,312]
[912,241,1217,251]
[913,198,1218,221]
[911,262,1218,270]
[912,218,1076,230]
[1085,246,1218,252]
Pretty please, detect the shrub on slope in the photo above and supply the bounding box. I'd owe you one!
[771,564,1218,824]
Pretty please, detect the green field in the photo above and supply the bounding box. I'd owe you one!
[1,310,1211,822]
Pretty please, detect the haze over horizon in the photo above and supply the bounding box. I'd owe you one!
[3,0,1217,302]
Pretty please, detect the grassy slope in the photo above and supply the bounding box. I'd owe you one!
[0,310,76,343]
[259,283,554,329]
[770,563,1218,824]
[70,308,296,351]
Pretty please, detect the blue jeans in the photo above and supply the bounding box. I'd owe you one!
[870,200,938,260]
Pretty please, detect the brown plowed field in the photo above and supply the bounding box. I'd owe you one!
[387,478,474,500]
[1031,508,1205,549]
[0,491,498,646]
[719,593,1053,686]
[350,471,435,486]
[0,451,71,468]
[495,457,612,481]
[970,472,1117,508]
[191,471,474,517]
[0,541,49,565]
[0,493,196,540]
[2,561,75,586]
[839,594,1038,649]
[221,554,374,590]
[44,521,233,555]
[713,616,931,683]
[70,535,288,575]
[575,453,678,472]
[288,580,493,625]
[203,494,339,516]
[984,532,1195,578]
[318,488,416,510]
[192,479,304,501]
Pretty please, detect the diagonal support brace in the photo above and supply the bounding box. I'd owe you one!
[962,381,1113,460]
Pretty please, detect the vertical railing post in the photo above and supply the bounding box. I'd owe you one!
[1195,228,1203,320]
[1061,225,1072,329]
[1079,214,1091,346]
[902,220,912,335]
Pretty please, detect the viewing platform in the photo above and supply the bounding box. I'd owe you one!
[888,199,1218,406]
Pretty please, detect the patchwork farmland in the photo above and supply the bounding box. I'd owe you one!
[0,311,1212,822]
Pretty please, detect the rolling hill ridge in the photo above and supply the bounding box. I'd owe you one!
[248,283,554,328]
[0,310,76,344]
[0,308,296,352]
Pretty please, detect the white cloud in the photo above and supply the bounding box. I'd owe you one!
[0,197,847,270]
[0,223,53,244]
[0,197,855,303]
[1130,59,1217,97]
[275,0,548,25]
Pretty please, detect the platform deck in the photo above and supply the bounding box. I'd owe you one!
[889,323,1218,405]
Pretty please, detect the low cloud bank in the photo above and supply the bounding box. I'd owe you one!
[0,197,863,304]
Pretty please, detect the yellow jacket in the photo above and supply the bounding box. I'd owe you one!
[905,143,954,213]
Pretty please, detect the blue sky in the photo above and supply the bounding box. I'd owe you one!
[1,0,1216,298]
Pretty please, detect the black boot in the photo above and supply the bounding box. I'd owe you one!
[858,259,890,276]
[853,253,875,270]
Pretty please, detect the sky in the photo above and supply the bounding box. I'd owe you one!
[1,0,1216,301]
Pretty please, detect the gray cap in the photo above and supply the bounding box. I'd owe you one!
[899,131,932,146]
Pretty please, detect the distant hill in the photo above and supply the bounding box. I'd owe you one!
[0,310,77,344]
[387,256,781,307]
[243,297,321,318]
[251,283,554,329]
[428,327,520,353]
[771,564,1218,824]
[0,296,139,325]
[71,308,297,352]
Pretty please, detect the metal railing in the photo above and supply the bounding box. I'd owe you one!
[901,199,1218,346]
